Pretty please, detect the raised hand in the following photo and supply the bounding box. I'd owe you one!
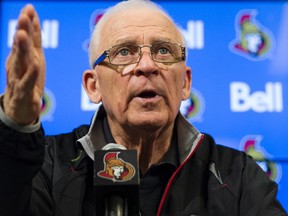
[3,4,46,125]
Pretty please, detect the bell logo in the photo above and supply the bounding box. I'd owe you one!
[178,20,204,50]
[230,82,283,112]
[8,19,59,49]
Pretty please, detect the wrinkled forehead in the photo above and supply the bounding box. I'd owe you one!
[99,7,183,49]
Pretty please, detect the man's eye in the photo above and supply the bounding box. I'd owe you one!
[118,49,130,56]
[157,47,171,55]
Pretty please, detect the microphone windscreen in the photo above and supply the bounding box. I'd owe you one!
[102,143,127,151]
[94,143,139,215]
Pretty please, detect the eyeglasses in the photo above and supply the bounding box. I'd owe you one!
[93,41,186,68]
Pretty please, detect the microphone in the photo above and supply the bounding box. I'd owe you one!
[94,143,140,216]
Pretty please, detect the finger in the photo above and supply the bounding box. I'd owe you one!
[11,4,45,95]
[20,4,36,20]
[9,12,34,79]
[20,4,42,49]
[32,8,42,48]
[21,4,44,81]
[9,30,31,80]
[18,60,40,94]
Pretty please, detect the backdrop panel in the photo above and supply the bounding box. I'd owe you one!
[1,0,287,211]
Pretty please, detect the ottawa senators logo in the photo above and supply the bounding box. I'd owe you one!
[180,88,205,123]
[82,9,106,52]
[240,135,282,183]
[97,152,135,182]
[229,10,275,61]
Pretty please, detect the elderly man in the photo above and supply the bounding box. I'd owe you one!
[0,1,287,216]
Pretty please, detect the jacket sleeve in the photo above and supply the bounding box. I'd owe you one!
[240,155,287,216]
[0,120,45,216]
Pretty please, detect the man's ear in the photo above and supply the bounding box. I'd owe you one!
[182,66,192,100]
[82,69,102,103]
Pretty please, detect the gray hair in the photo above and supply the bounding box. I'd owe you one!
[88,0,185,68]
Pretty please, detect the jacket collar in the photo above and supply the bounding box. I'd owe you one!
[77,105,202,164]
[175,113,202,164]
[77,105,107,160]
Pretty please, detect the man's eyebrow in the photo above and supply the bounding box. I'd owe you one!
[111,37,175,46]
[150,38,173,43]
[112,37,138,46]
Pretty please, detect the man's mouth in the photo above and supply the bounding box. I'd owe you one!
[138,90,158,98]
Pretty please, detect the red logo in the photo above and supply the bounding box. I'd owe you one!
[97,152,135,182]
[230,10,274,61]
[82,9,106,52]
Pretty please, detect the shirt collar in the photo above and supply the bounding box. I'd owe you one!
[158,126,179,167]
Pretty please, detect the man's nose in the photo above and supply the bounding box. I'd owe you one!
[134,49,159,76]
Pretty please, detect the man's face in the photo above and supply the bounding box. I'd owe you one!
[87,8,191,132]
[111,166,124,179]
[245,32,261,53]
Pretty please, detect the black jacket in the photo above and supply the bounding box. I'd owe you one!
[0,116,287,216]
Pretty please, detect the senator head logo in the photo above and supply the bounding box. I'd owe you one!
[240,135,282,183]
[230,10,275,60]
[180,88,205,122]
[82,9,106,52]
[40,87,56,122]
[97,152,135,182]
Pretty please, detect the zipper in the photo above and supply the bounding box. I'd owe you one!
[156,133,204,216]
